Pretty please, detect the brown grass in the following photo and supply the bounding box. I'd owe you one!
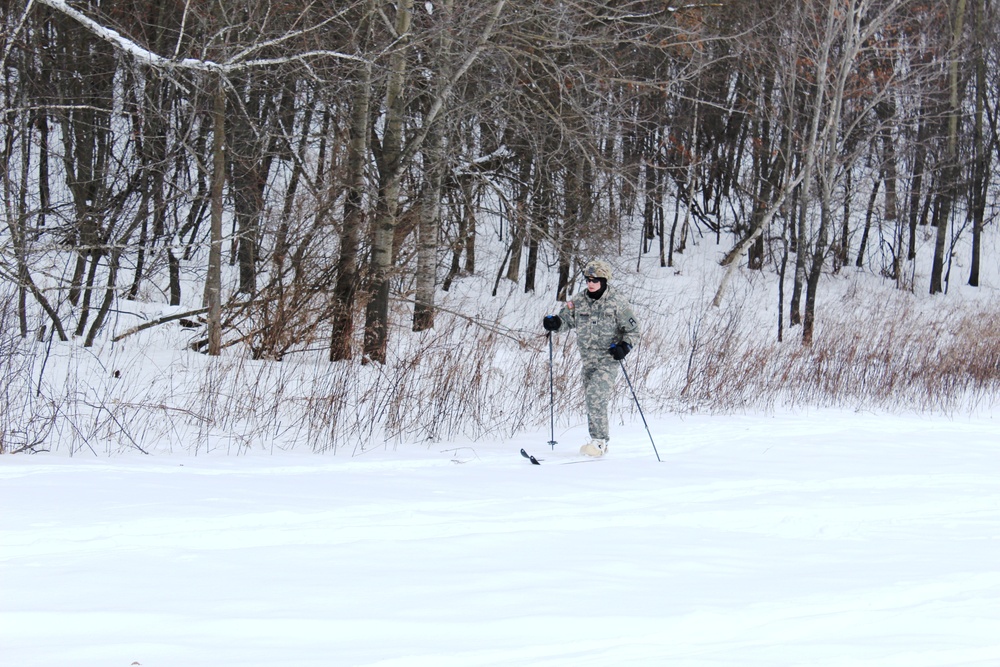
[3,290,999,455]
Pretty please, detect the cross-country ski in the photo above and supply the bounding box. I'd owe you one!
[520,447,604,465]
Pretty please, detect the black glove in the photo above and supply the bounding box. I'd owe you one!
[543,315,562,332]
[608,341,632,360]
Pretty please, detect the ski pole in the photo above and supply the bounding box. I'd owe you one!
[547,332,557,449]
[619,359,661,462]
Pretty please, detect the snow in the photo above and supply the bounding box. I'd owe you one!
[5,184,1000,665]
[4,411,1000,667]
[8,4,1000,664]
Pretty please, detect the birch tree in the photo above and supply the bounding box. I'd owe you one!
[930,0,969,295]
[329,0,376,361]
[780,0,921,342]
[362,0,507,364]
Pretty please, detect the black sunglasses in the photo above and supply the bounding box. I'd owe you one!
[585,276,601,283]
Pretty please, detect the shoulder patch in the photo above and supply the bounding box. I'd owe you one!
[566,301,574,310]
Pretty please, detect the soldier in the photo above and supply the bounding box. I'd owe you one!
[542,260,639,457]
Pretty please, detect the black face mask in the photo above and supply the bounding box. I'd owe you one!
[586,278,607,300]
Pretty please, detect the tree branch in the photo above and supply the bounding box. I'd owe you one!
[111,307,209,343]
[34,0,367,72]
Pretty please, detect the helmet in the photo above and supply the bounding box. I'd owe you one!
[583,260,612,281]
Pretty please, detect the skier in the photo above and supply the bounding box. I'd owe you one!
[542,260,639,457]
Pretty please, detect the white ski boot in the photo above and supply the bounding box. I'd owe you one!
[580,439,608,457]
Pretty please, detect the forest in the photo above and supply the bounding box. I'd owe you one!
[2,0,999,453]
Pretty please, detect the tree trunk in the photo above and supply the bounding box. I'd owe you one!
[205,73,226,356]
[789,184,807,327]
[73,227,102,337]
[330,1,375,362]
[227,76,278,297]
[875,99,899,222]
[905,111,929,265]
[168,248,181,306]
[641,128,656,254]
[835,168,851,272]
[363,0,413,364]
[789,0,836,338]
[85,247,122,347]
[930,0,968,295]
[968,0,987,287]
[525,162,546,292]
[506,149,532,284]
[855,178,879,268]
[413,126,444,332]
[802,198,831,345]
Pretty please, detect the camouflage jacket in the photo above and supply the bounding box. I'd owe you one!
[556,287,639,360]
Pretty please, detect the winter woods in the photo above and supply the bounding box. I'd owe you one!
[1,0,998,359]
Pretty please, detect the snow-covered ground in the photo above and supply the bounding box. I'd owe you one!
[4,411,999,667]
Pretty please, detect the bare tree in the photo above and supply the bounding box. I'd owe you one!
[362,0,507,363]
[967,0,991,287]
[930,0,969,295]
[3,0,994,362]
[330,0,376,362]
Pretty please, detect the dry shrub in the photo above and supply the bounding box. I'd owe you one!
[11,307,555,454]
[652,296,1000,414]
[0,296,58,454]
[7,280,1000,456]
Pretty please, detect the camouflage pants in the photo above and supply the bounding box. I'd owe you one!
[581,355,620,441]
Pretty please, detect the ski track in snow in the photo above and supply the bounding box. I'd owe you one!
[2,411,1000,666]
